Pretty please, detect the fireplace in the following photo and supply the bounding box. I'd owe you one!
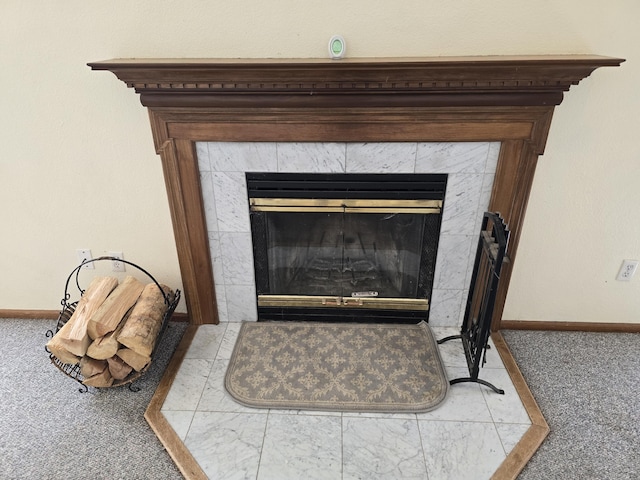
[88,55,623,328]
[247,172,445,322]
[196,140,499,326]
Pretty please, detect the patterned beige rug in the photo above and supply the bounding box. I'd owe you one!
[224,321,448,413]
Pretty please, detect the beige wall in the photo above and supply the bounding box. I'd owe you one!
[1,1,638,323]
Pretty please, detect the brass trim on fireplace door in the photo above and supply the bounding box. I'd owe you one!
[251,198,443,208]
[257,294,429,311]
[250,198,442,214]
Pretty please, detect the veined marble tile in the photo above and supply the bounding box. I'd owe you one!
[215,282,229,323]
[208,142,278,172]
[258,413,342,480]
[219,232,255,285]
[208,231,224,286]
[185,411,267,480]
[186,324,228,360]
[474,173,496,233]
[479,369,531,425]
[433,234,473,291]
[496,423,531,455]
[429,289,464,327]
[345,142,416,173]
[211,171,250,233]
[200,171,218,231]
[481,336,506,369]
[434,335,468,368]
[162,358,212,411]
[196,142,211,172]
[162,410,194,442]
[341,411,417,420]
[216,322,243,359]
[416,142,490,174]
[417,367,492,423]
[197,359,261,414]
[441,173,484,236]
[430,326,460,340]
[486,142,501,173]
[225,285,258,321]
[418,420,506,480]
[342,416,428,480]
[276,142,346,173]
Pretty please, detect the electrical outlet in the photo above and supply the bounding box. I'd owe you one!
[108,251,126,272]
[76,249,94,269]
[616,259,638,281]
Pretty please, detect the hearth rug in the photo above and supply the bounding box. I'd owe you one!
[224,321,449,413]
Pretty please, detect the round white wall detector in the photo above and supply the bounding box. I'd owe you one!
[328,35,346,59]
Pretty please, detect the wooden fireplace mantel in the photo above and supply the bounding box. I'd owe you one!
[89,55,623,328]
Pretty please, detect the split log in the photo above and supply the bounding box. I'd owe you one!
[59,277,119,356]
[107,356,133,380]
[82,367,113,388]
[46,276,118,363]
[116,348,151,372]
[117,283,174,357]
[87,276,145,340]
[47,335,80,365]
[86,310,131,360]
[79,356,107,378]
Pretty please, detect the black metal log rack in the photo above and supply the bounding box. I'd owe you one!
[45,256,180,392]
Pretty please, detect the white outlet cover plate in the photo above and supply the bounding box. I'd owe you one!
[616,259,638,281]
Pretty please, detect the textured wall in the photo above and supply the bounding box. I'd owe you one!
[1,1,638,322]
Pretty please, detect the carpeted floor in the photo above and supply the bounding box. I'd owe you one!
[502,329,640,479]
[2,319,639,479]
[0,318,186,480]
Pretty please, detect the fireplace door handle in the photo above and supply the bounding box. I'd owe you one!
[342,298,364,307]
[321,297,342,306]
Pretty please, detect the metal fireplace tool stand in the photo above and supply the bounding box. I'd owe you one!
[438,212,510,394]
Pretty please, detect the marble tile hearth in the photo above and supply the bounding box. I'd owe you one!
[161,323,531,480]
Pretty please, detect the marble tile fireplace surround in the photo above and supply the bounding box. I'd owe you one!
[197,140,499,327]
[89,55,623,328]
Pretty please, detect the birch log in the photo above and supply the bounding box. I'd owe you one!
[117,283,174,357]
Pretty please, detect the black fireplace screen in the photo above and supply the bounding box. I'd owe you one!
[248,173,447,322]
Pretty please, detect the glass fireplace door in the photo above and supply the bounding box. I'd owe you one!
[251,199,441,311]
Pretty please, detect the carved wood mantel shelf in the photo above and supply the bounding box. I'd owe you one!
[89,56,623,328]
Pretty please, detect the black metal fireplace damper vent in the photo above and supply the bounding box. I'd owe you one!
[247,172,447,323]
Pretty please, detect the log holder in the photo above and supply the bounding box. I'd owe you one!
[45,256,181,393]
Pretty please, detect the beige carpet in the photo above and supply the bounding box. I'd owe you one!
[224,321,448,413]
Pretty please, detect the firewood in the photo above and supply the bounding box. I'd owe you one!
[116,348,151,372]
[87,276,145,339]
[59,277,119,356]
[107,355,133,380]
[82,367,113,387]
[117,283,173,357]
[47,334,80,365]
[79,356,107,378]
[86,310,131,360]
[46,276,118,364]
